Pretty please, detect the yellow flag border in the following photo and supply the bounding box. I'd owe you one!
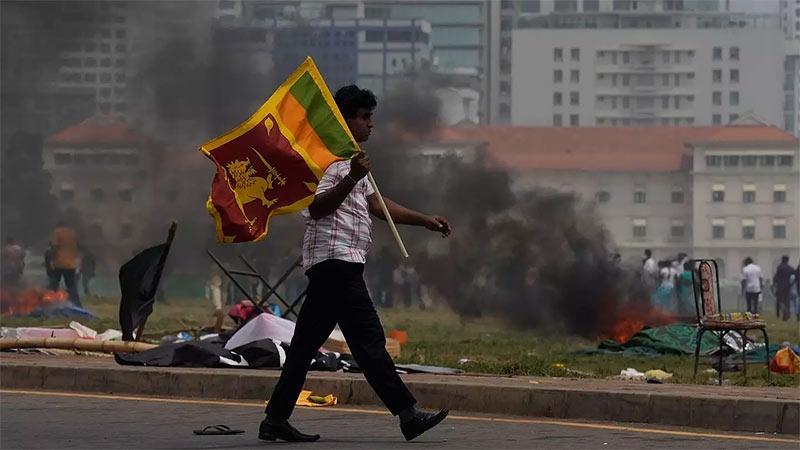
[199,57,359,244]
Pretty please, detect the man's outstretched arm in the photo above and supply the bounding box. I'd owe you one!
[367,195,451,237]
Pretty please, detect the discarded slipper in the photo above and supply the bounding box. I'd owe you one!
[193,425,245,435]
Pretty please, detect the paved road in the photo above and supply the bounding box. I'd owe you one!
[1,390,796,449]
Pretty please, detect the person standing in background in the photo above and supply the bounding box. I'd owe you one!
[49,221,80,306]
[79,246,96,297]
[741,257,763,314]
[1,238,25,288]
[773,255,795,321]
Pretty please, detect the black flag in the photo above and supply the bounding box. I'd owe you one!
[119,223,176,340]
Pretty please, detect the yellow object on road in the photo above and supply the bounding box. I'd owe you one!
[266,390,338,408]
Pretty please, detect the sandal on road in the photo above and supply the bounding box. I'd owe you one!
[193,425,245,435]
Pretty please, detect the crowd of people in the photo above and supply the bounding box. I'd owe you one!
[641,249,800,321]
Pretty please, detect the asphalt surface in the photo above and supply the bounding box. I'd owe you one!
[1,391,797,449]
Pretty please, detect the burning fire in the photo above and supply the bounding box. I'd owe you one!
[599,301,675,344]
[0,286,68,316]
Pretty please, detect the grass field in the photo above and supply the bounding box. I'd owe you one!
[2,296,798,387]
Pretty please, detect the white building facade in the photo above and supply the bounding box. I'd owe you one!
[511,26,784,128]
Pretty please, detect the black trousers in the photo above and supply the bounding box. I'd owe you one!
[745,292,760,314]
[49,268,80,307]
[265,259,416,420]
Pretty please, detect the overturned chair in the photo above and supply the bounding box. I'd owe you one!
[691,259,770,385]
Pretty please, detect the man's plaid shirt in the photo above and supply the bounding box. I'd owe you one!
[302,161,375,271]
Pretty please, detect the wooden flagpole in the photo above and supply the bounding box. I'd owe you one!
[367,173,408,258]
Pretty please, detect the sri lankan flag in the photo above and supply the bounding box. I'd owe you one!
[200,57,360,243]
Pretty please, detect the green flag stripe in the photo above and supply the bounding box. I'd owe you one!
[289,72,357,158]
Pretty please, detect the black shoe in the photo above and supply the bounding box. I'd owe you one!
[258,419,320,442]
[400,409,449,441]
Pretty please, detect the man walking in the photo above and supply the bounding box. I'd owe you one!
[773,255,795,321]
[741,257,763,314]
[259,85,451,443]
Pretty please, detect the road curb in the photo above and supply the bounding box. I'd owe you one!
[1,359,797,435]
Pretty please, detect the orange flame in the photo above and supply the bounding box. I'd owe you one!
[600,302,675,344]
[1,286,69,316]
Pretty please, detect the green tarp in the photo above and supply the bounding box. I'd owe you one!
[597,323,721,356]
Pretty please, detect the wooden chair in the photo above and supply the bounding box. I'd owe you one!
[691,259,770,385]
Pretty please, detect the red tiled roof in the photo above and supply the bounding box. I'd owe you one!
[46,114,155,147]
[436,125,797,172]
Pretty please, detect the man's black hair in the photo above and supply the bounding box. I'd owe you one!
[644,249,652,257]
[744,257,753,266]
[782,255,790,263]
[334,85,377,119]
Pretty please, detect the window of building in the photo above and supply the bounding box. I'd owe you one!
[671,188,685,203]
[115,59,126,68]
[100,73,111,82]
[712,114,722,125]
[115,73,125,82]
[571,48,579,61]
[85,58,97,68]
[554,0,578,12]
[499,103,510,118]
[553,114,562,126]
[570,114,579,126]
[219,0,235,9]
[712,184,725,202]
[59,185,74,201]
[554,48,563,62]
[570,70,579,83]
[729,91,739,106]
[674,73,681,86]
[100,88,111,98]
[706,155,722,167]
[730,47,739,61]
[596,190,610,203]
[115,43,126,52]
[742,184,756,203]
[91,188,104,201]
[100,43,110,53]
[115,29,126,39]
[553,92,562,106]
[89,223,103,238]
[583,0,599,11]
[742,155,757,167]
[633,189,646,204]
[713,47,722,61]
[671,220,685,238]
[570,91,579,105]
[729,113,739,122]
[622,74,630,86]
[773,184,787,202]
[521,0,541,12]
[712,91,721,106]
[778,155,794,166]
[760,155,775,167]
[120,223,133,239]
[119,188,133,202]
[773,219,787,239]
[84,73,97,82]
[712,69,722,83]
[712,219,725,239]
[741,218,755,240]
[611,74,618,86]
[661,96,669,109]
[623,51,630,64]
[730,69,739,83]
[632,219,647,238]
[723,155,739,167]
[554,70,563,83]
[622,97,630,108]
[662,74,670,86]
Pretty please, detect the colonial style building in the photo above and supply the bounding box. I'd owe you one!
[422,121,799,279]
